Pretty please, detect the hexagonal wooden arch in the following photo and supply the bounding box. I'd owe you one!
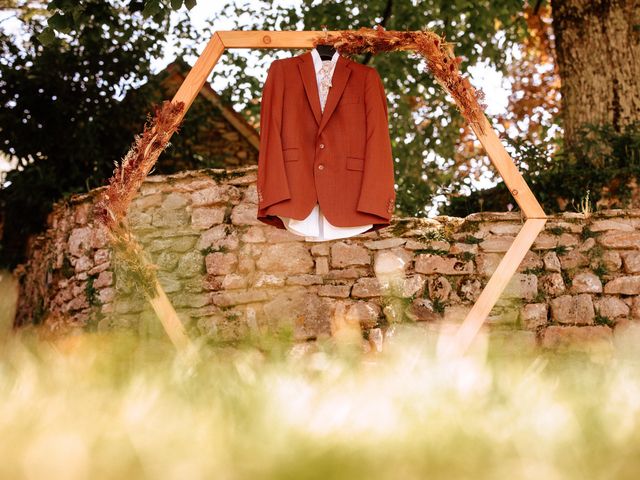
[167,30,548,355]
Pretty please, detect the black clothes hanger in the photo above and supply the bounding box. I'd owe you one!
[315,26,336,60]
[315,44,336,60]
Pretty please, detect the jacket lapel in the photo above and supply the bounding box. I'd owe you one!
[317,55,351,135]
[297,52,322,126]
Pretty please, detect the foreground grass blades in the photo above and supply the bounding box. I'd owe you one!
[1,324,640,479]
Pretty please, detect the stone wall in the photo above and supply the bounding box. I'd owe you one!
[13,166,640,350]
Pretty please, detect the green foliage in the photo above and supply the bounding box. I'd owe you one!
[457,251,476,262]
[444,121,640,217]
[581,227,599,241]
[592,263,608,282]
[523,266,544,276]
[38,0,197,44]
[432,296,446,314]
[0,0,197,268]
[553,245,568,256]
[201,245,229,256]
[413,248,449,256]
[594,313,613,327]
[85,274,100,307]
[462,235,483,244]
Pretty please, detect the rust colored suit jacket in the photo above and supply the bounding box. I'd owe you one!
[256,51,396,232]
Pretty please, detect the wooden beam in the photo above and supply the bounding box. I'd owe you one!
[172,32,225,120]
[471,115,547,219]
[442,218,548,357]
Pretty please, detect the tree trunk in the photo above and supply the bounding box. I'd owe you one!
[550,0,640,146]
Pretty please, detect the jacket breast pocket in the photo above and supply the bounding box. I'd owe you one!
[346,156,364,171]
[283,148,299,162]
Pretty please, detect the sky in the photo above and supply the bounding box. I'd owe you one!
[1,1,512,214]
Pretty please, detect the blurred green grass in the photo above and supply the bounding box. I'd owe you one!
[1,317,640,480]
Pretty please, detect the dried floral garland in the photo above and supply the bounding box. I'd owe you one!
[94,100,185,298]
[313,26,487,134]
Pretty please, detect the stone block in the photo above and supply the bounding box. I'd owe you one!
[571,272,603,294]
[428,276,452,301]
[318,284,351,298]
[459,278,482,302]
[231,203,262,226]
[559,250,589,270]
[264,228,305,242]
[221,273,248,289]
[315,257,329,275]
[346,301,382,329]
[540,273,566,296]
[151,209,190,228]
[191,207,226,229]
[205,252,237,275]
[286,274,323,286]
[241,226,265,243]
[542,251,561,272]
[532,233,557,250]
[604,276,640,295]
[475,253,501,277]
[325,267,369,279]
[594,296,630,319]
[262,292,332,340]
[351,277,382,298]
[363,238,407,250]
[622,252,640,273]
[374,249,412,276]
[191,185,241,206]
[517,251,543,272]
[331,242,371,268]
[541,325,613,354]
[196,224,230,250]
[503,273,538,301]
[521,303,548,329]
[598,231,640,249]
[590,219,635,232]
[253,273,286,288]
[414,254,473,275]
[550,294,595,324]
[405,298,439,322]
[68,227,93,257]
[602,251,622,271]
[479,235,514,252]
[310,243,330,256]
[211,289,270,307]
[161,192,189,210]
[256,243,314,274]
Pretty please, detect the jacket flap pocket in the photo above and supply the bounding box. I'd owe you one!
[346,156,364,171]
[283,148,299,162]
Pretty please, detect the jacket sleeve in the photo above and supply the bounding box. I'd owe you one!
[257,59,292,210]
[356,67,396,220]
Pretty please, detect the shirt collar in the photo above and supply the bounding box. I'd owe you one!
[311,48,339,73]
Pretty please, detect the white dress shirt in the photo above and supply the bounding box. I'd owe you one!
[277,48,373,242]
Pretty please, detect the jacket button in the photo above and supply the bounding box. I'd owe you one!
[319,143,325,149]
[318,164,324,170]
